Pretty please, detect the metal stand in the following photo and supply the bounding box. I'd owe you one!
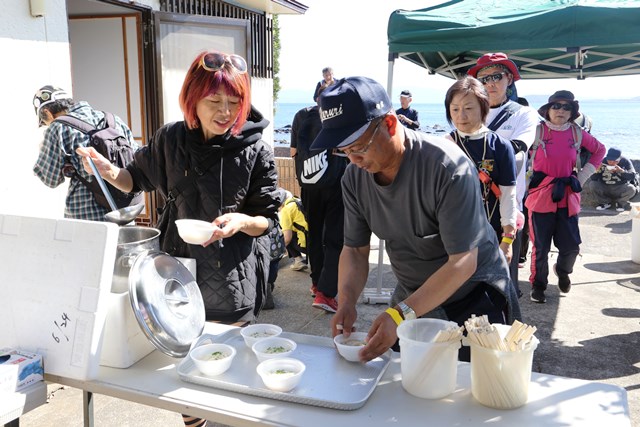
[362,238,393,305]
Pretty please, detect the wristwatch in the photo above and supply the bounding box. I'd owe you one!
[397,301,417,321]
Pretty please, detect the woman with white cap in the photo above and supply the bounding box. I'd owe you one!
[525,90,605,304]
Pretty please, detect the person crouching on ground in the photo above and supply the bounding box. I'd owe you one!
[312,76,521,362]
[526,90,605,304]
[278,190,309,271]
[592,148,639,212]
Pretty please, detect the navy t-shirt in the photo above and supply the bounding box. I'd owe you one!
[452,131,517,232]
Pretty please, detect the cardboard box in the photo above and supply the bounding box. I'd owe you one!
[0,348,44,393]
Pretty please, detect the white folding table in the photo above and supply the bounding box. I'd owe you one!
[44,323,630,427]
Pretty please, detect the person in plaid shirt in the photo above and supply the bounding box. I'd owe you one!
[32,85,138,221]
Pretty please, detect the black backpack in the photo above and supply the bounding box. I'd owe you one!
[55,112,142,209]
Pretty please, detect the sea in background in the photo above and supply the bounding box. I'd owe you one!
[274,100,640,159]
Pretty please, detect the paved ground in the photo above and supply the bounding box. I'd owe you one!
[17,206,640,426]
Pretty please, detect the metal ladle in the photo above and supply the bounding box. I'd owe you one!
[87,157,144,226]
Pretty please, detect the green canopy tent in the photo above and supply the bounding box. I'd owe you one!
[387,0,640,81]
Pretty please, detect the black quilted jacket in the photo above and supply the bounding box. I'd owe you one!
[127,107,281,323]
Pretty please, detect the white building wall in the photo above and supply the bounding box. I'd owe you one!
[1,0,73,218]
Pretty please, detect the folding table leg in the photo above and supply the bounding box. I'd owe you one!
[83,390,94,427]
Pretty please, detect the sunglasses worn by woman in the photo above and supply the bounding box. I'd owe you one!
[200,52,247,74]
[550,103,573,111]
[477,72,506,85]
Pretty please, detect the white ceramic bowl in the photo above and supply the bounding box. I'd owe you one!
[240,324,283,348]
[256,357,306,392]
[334,332,368,362]
[252,337,297,362]
[175,219,217,245]
[189,343,236,376]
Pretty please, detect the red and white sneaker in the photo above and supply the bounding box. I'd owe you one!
[312,291,337,313]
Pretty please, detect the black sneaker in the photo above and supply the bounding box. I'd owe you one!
[553,263,571,293]
[558,275,571,293]
[530,287,546,303]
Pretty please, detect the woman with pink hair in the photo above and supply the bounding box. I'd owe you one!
[78,50,281,323]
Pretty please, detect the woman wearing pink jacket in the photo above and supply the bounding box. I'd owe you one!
[526,90,605,303]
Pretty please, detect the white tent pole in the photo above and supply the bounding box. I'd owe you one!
[387,52,396,99]
[378,52,396,293]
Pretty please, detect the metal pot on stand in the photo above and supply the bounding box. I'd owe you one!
[101,226,205,367]
[111,226,161,293]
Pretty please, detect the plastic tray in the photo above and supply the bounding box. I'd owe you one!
[177,329,392,410]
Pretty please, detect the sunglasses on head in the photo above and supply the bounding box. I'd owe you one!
[477,72,506,85]
[200,52,248,74]
[550,102,573,111]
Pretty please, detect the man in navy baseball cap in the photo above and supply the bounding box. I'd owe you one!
[311,76,392,150]
[320,76,520,365]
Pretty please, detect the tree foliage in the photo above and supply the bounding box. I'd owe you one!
[273,15,281,106]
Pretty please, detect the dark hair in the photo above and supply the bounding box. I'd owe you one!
[322,67,333,74]
[444,76,490,125]
[179,51,251,136]
[39,98,75,124]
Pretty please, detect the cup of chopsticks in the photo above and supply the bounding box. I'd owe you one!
[397,318,463,399]
[464,316,539,409]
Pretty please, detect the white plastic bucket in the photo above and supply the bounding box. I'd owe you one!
[468,324,539,409]
[397,318,461,399]
[631,203,640,264]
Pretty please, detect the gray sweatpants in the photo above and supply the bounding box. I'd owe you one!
[591,181,637,205]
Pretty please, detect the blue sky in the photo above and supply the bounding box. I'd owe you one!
[277,0,640,104]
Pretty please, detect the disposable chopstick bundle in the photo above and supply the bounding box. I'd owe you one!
[504,320,537,351]
[464,316,536,352]
[434,325,464,342]
[474,357,528,408]
[408,324,463,391]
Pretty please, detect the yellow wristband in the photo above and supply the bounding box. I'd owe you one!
[501,237,514,245]
[385,308,403,326]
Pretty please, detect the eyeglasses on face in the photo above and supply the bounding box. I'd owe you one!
[477,72,506,85]
[201,52,248,74]
[339,119,384,156]
[550,102,573,111]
